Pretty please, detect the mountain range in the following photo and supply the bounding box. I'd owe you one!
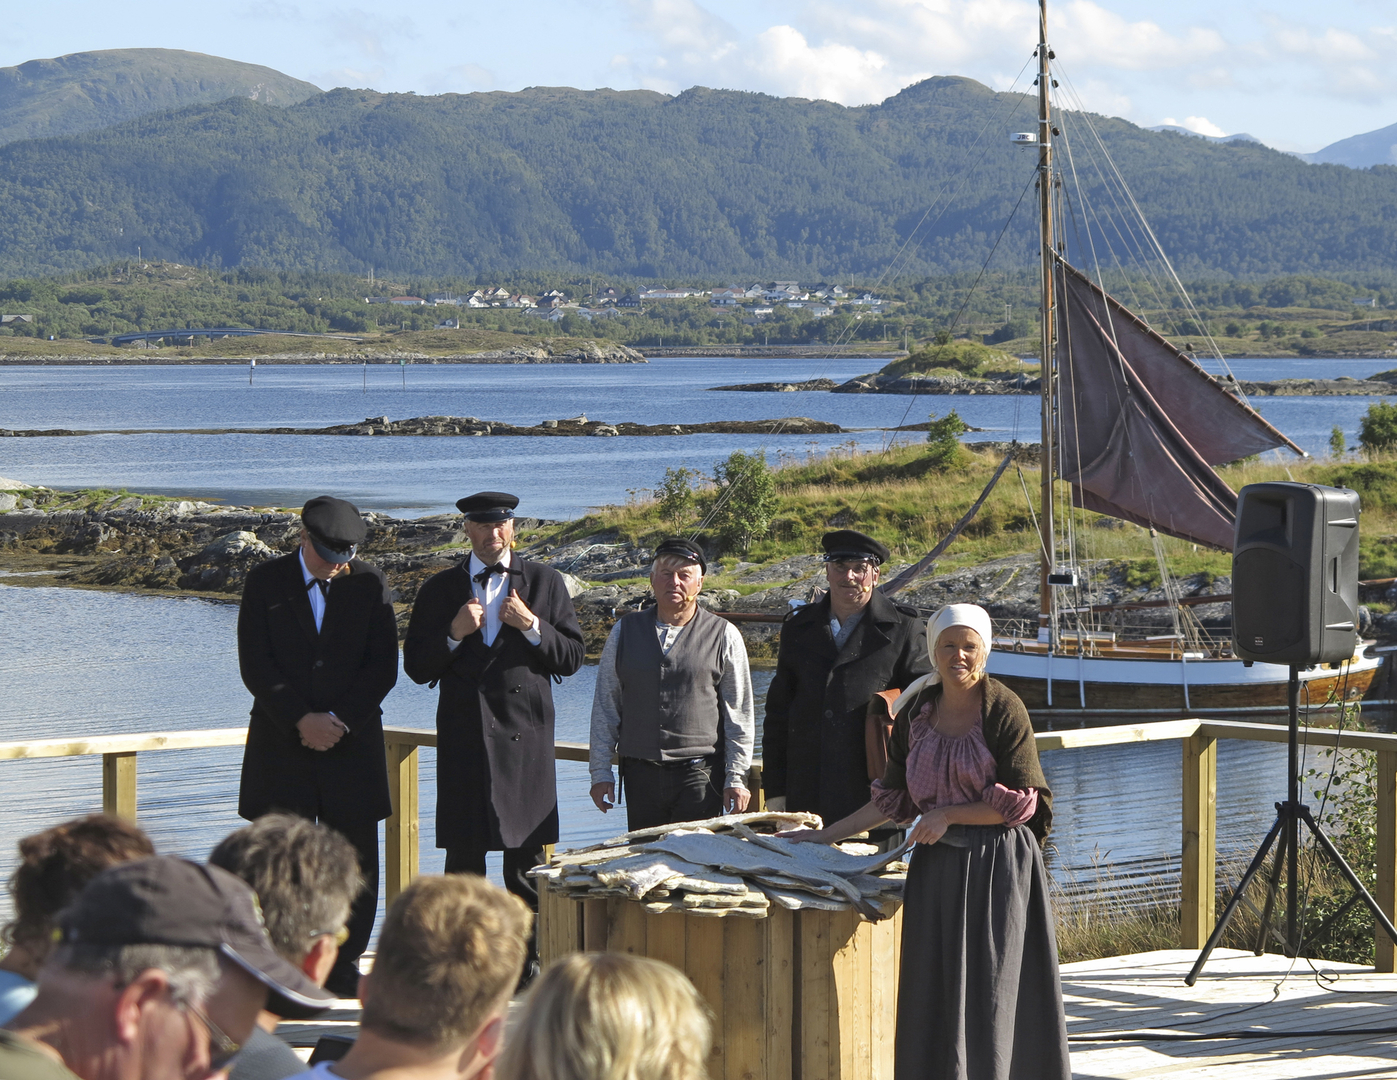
[0,49,1393,280]
[0,49,319,146]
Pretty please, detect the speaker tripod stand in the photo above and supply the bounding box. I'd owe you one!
[1186,665,1397,986]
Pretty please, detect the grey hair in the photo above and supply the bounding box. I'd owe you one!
[53,943,221,1006]
[209,813,362,964]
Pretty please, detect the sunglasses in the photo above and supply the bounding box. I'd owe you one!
[182,1001,242,1071]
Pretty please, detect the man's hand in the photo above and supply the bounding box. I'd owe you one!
[450,598,485,640]
[298,712,347,751]
[724,787,751,814]
[500,588,536,631]
[590,782,616,813]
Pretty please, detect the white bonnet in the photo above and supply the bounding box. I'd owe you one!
[890,603,994,714]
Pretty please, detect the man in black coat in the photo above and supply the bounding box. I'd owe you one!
[402,491,583,944]
[236,495,399,999]
[763,530,933,827]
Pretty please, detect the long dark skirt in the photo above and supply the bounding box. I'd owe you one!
[894,824,1070,1080]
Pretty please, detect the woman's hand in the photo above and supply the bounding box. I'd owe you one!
[908,809,950,846]
[775,827,828,844]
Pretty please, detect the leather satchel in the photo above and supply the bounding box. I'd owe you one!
[864,688,902,781]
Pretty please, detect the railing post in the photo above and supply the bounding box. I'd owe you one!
[1376,749,1397,973]
[384,739,419,907]
[1181,732,1217,949]
[748,764,764,811]
[102,752,137,821]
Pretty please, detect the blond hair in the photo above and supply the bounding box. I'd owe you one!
[496,953,712,1080]
[361,874,531,1051]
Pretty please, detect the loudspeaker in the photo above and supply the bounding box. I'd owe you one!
[1232,482,1360,665]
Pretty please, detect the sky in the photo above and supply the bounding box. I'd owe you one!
[4,0,1395,154]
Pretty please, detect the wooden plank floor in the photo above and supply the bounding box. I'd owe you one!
[1064,948,1397,1079]
[277,948,1397,1077]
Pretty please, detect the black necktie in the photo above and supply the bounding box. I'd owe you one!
[473,562,519,587]
[307,577,330,598]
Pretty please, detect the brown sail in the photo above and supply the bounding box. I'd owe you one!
[1055,259,1303,549]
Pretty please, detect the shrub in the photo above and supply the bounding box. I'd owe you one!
[1330,426,1346,458]
[656,466,699,531]
[712,450,777,556]
[1358,402,1397,454]
[926,410,969,470]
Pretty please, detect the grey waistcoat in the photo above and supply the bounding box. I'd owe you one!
[615,605,728,761]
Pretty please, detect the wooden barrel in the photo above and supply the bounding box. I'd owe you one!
[539,884,902,1080]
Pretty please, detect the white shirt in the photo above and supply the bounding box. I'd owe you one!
[299,550,328,632]
[447,549,542,650]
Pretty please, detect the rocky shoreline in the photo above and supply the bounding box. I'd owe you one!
[0,415,845,438]
[10,487,1380,658]
[0,343,646,365]
[715,371,1397,397]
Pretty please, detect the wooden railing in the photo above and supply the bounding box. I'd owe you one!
[3,719,1395,970]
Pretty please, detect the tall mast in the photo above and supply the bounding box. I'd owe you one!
[1036,0,1056,644]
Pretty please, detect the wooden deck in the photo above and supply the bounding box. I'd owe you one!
[1064,949,1397,1078]
[274,948,1397,1077]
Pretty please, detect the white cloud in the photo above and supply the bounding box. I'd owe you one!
[1268,21,1396,99]
[1160,115,1227,136]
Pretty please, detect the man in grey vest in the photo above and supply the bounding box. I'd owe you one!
[588,537,755,830]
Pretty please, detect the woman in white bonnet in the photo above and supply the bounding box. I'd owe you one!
[785,603,1069,1080]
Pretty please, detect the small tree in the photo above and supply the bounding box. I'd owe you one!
[657,466,698,530]
[712,450,778,555]
[926,409,969,469]
[1359,402,1397,454]
[1329,425,1346,459]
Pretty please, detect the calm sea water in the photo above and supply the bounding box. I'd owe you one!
[0,359,1383,516]
[0,357,1385,934]
[0,581,1314,934]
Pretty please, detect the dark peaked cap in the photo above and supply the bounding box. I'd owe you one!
[821,529,890,564]
[653,536,707,574]
[57,856,336,1019]
[302,495,366,563]
[456,491,519,522]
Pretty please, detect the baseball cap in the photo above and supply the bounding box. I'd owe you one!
[57,856,336,1019]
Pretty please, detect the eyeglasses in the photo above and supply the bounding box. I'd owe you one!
[828,560,877,578]
[182,1000,242,1071]
[311,925,352,947]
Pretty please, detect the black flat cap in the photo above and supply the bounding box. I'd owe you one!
[456,491,519,522]
[653,537,706,574]
[58,856,336,1019]
[821,529,889,565]
[302,496,366,564]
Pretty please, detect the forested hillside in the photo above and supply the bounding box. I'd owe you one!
[0,49,320,146]
[0,76,1394,279]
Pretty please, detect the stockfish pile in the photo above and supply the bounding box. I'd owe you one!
[532,811,909,921]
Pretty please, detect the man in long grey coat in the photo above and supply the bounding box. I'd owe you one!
[403,491,583,963]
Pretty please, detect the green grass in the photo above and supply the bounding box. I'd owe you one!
[528,442,1397,579]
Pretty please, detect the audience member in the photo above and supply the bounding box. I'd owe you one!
[293,874,530,1080]
[2,855,334,1080]
[0,815,155,1026]
[495,953,712,1080]
[210,815,364,1080]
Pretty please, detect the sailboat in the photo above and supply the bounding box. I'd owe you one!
[974,1,1383,715]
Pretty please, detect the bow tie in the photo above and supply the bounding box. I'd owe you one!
[473,562,520,587]
[307,577,331,597]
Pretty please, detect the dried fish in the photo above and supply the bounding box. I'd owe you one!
[732,822,911,876]
[682,891,768,910]
[642,831,882,919]
[565,811,824,854]
[759,885,851,912]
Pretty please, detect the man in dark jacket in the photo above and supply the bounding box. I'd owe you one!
[402,492,583,956]
[236,495,399,999]
[762,530,933,826]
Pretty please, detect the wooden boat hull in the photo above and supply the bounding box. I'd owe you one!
[986,647,1385,715]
